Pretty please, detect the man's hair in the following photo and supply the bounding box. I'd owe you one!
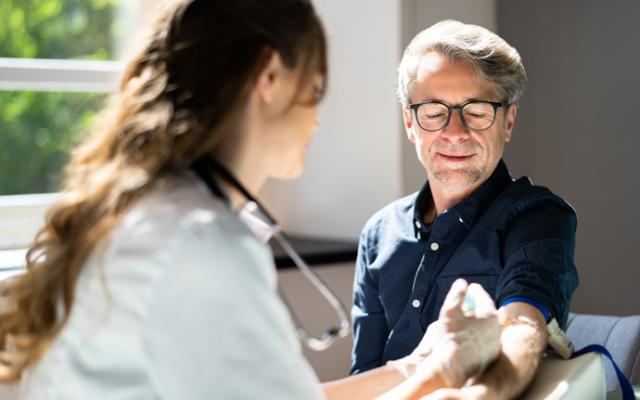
[397,19,526,107]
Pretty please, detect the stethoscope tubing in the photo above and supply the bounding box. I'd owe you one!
[191,156,351,351]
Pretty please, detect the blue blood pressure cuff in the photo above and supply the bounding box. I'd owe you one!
[500,296,571,357]
[499,296,551,322]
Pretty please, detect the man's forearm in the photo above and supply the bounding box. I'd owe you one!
[472,304,548,399]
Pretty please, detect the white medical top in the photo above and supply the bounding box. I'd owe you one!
[20,171,324,400]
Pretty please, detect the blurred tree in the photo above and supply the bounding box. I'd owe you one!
[0,0,122,195]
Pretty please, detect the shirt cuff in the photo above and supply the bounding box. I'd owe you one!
[499,296,551,322]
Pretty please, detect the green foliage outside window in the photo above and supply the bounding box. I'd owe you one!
[0,0,123,195]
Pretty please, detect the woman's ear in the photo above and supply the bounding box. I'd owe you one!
[255,50,285,105]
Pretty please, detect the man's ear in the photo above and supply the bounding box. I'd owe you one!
[504,104,518,143]
[404,107,417,143]
[255,50,285,105]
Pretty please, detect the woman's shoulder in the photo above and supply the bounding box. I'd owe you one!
[119,170,237,235]
[107,171,258,252]
[98,169,276,291]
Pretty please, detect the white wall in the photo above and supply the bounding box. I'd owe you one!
[260,0,404,241]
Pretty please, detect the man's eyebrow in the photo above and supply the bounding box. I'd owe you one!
[413,97,490,104]
[412,97,448,104]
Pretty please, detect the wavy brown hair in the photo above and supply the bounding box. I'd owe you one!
[0,0,326,381]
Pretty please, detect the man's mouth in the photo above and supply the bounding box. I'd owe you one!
[437,153,475,162]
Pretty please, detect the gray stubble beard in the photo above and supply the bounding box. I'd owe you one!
[431,164,485,192]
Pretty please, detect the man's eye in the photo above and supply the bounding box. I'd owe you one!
[467,112,487,118]
[424,112,446,119]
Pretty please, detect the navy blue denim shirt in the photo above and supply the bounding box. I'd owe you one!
[350,160,579,374]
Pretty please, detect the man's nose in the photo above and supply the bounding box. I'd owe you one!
[440,110,469,142]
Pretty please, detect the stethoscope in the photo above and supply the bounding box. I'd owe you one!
[191,155,350,351]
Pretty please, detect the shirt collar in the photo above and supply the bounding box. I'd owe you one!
[413,180,435,238]
[412,159,513,238]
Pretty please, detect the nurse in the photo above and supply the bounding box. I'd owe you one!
[0,1,500,398]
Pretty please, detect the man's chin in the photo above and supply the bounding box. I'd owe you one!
[431,168,483,190]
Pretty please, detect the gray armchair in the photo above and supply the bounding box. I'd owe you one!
[566,313,640,392]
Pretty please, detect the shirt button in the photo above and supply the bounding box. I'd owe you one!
[412,299,421,308]
[415,220,421,229]
[430,242,440,251]
[458,217,464,223]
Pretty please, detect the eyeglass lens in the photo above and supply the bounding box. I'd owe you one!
[415,102,497,131]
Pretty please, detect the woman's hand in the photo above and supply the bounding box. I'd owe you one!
[391,278,501,389]
[378,279,502,400]
[417,278,501,387]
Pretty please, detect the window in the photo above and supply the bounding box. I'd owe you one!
[0,0,140,60]
[0,89,106,195]
[0,0,149,253]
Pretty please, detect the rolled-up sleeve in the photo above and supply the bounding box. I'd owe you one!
[350,230,389,374]
[496,201,579,328]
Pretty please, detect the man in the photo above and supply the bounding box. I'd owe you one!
[351,20,579,399]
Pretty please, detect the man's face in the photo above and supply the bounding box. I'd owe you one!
[404,53,517,195]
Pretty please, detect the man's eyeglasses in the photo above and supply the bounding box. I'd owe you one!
[409,100,508,132]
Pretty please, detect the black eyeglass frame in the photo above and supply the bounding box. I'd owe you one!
[409,100,509,132]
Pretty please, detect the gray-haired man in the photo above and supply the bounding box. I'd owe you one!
[351,20,579,399]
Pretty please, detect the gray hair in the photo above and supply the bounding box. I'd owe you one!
[397,19,526,107]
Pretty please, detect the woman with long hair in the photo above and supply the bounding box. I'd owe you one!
[0,1,501,398]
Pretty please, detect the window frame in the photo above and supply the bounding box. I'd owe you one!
[0,0,154,257]
[0,59,122,251]
[0,57,123,93]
